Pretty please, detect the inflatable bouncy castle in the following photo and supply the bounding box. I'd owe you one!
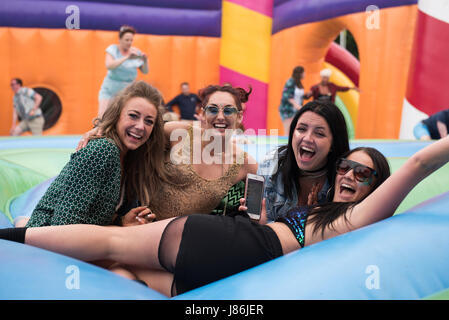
[1,0,448,137]
[1,0,449,300]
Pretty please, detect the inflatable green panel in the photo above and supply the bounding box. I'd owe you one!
[0,148,71,222]
[389,158,449,214]
[424,287,449,300]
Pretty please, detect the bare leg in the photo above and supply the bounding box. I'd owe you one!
[24,218,175,270]
[98,99,110,118]
[126,267,173,297]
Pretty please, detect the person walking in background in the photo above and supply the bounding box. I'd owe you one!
[98,25,149,117]
[413,109,449,140]
[165,82,201,121]
[305,68,358,103]
[9,78,45,136]
[279,66,306,135]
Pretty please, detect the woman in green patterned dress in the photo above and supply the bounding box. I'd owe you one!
[24,81,171,227]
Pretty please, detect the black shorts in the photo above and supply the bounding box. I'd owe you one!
[173,214,283,294]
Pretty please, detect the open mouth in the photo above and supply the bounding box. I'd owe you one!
[299,146,316,160]
[340,183,356,195]
[126,130,143,141]
[213,123,228,130]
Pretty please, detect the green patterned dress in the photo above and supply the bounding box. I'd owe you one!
[26,138,122,227]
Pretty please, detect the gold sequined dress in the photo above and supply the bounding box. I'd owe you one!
[149,126,246,220]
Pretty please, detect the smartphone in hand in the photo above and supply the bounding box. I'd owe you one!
[244,173,265,220]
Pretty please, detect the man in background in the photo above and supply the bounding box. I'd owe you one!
[413,109,449,140]
[165,82,201,120]
[10,78,44,136]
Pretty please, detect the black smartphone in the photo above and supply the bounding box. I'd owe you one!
[244,173,265,220]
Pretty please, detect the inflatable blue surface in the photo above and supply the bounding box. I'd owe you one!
[0,240,167,300]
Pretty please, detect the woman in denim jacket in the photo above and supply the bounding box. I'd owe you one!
[258,100,350,221]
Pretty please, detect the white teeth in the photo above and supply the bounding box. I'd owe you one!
[341,183,355,191]
[128,132,142,139]
[214,124,227,128]
[301,146,314,153]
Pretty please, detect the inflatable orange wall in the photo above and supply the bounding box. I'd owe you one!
[0,28,220,135]
[268,5,418,138]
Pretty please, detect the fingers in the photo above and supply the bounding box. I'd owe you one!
[259,198,268,225]
[238,198,247,212]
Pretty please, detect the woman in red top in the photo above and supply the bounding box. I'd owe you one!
[305,69,358,103]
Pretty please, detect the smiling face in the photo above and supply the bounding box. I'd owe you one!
[116,97,157,153]
[333,151,376,202]
[292,111,333,171]
[203,91,242,134]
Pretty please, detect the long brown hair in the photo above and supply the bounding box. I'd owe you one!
[292,66,304,89]
[98,80,172,206]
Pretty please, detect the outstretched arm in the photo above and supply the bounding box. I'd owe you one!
[308,136,449,244]
[350,136,449,229]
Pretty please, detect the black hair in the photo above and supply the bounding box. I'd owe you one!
[274,100,350,200]
[307,147,391,236]
[12,78,23,86]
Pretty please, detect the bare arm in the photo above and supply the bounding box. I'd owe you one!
[105,52,129,70]
[29,92,42,116]
[288,98,302,110]
[307,136,449,244]
[139,53,149,74]
[349,136,449,230]
[11,108,17,128]
[437,121,448,138]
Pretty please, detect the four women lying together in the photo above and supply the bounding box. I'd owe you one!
[2,80,448,297]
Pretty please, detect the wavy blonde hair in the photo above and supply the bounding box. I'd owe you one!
[98,80,171,206]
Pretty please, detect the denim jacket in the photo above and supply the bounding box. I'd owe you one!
[257,148,330,222]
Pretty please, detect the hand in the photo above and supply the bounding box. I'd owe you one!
[239,198,268,225]
[193,112,205,122]
[127,48,141,59]
[307,183,320,206]
[76,127,101,151]
[121,206,156,227]
[29,109,36,117]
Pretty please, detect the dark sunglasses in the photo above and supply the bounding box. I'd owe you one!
[336,158,377,183]
[204,105,239,117]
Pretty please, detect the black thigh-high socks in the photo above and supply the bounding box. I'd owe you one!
[0,227,27,243]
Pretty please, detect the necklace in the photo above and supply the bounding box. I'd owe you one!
[299,165,328,179]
